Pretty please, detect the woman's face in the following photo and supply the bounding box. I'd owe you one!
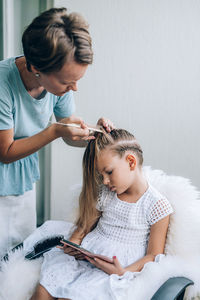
[35,60,88,96]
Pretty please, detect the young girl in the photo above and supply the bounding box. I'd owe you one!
[30,129,173,300]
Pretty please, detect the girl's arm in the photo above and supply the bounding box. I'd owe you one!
[68,228,85,245]
[0,115,90,163]
[87,215,170,275]
[124,215,170,273]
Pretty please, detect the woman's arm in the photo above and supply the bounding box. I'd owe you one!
[0,115,90,163]
[87,215,170,275]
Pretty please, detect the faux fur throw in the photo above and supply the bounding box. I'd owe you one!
[0,167,200,300]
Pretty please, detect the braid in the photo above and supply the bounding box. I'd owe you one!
[94,129,143,165]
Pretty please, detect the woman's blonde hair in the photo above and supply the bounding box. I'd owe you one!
[75,129,143,238]
[22,7,93,73]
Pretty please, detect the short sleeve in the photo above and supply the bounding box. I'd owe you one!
[148,198,173,225]
[0,85,14,130]
[53,90,75,118]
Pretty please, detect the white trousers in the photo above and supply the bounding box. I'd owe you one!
[0,187,36,258]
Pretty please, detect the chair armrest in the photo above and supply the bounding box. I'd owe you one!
[151,276,194,300]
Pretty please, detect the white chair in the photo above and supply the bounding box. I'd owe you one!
[0,167,200,300]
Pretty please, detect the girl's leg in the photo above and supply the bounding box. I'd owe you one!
[30,284,55,300]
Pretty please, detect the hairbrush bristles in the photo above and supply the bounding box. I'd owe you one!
[25,235,64,260]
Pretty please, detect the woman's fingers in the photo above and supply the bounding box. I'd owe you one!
[56,115,115,141]
[55,116,90,140]
[81,135,95,141]
[66,115,84,125]
[97,118,115,132]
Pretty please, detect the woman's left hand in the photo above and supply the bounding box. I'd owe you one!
[86,256,125,276]
[97,118,115,133]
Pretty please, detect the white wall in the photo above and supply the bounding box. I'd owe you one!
[50,0,200,221]
[3,0,41,58]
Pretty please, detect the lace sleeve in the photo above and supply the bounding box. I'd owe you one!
[148,198,173,225]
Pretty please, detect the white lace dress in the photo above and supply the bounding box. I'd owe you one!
[25,184,173,300]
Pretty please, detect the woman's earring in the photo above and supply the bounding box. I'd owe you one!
[35,73,40,78]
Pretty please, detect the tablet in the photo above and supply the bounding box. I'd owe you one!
[61,239,113,263]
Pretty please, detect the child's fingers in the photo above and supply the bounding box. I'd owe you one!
[57,245,76,255]
[84,256,95,264]
[62,246,78,255]
[93,257,108,268]
[56,245,64,249]
[113,256,121,268]
[87,257,108,270]
[66,249,79,255]
[74,254,85,260]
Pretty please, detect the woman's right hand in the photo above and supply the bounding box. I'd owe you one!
[52,115,94,141]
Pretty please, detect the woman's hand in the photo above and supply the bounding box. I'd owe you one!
[52,115,115,147]
[86,256,125,276]
[53,115,95,141]
[97,117,115,133]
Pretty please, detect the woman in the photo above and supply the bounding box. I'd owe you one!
[0,7,112,257]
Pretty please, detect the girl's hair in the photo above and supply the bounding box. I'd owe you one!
[22,7,93,73]
[75,129,143,238]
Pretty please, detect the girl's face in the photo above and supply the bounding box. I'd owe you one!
[96,148,135,195]
[33,60,88,96]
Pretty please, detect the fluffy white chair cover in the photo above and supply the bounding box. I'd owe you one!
[0,167,200,300]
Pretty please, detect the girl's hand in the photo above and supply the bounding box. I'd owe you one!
[57,240,85,260]
[86,256,125,276]
[53,115,95,141]
[97,118,115,133]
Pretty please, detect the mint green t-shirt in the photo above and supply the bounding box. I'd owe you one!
[0,57,75,196]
